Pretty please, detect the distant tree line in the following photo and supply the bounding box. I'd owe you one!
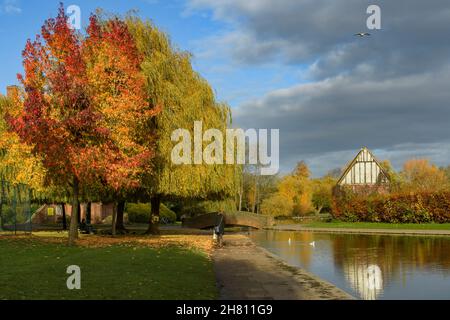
[241,158,450,220]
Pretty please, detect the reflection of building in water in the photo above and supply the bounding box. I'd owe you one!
[344,261,383,300]
[332,232,450,300]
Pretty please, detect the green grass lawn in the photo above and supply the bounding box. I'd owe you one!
[0,238,217,300]
[302,221,450,230]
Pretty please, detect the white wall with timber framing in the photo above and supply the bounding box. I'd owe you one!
[337,147,389,186]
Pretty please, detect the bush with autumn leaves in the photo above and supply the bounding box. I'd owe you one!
[332,191,450,223]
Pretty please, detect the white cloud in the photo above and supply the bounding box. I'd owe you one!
[1,0,22,14]
[234,66,450,176]
[186,0,450,175]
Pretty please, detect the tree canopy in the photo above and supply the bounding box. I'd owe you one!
[125,17,237,233]
[7,6,160,243]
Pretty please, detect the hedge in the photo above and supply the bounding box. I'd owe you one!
[126,203,177,224]
[332,191,450,223]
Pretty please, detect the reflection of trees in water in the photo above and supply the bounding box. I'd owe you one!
[332,234,450,299]
[261,230,314,269]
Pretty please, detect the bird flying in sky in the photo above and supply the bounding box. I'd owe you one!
[355,32,371,37]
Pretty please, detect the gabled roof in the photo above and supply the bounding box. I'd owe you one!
[337,147,390,185]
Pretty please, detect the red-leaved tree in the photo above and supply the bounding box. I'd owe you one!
[9,5,158,244]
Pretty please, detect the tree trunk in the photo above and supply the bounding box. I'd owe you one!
[238,191,242,212]
[0,179,4,231]
[115,201,126,233]
[0,201,2,231]
[252,175,258,213]
[111,202,117,236]
[61,204,67,230]
[315,206,323,216]
[77,202,81,224]
[255,180,260,214]
[68,178,80,246]
[145,195,161,235]
[0,198,3,232]
[86,202,91,225]
[237,175,244,212]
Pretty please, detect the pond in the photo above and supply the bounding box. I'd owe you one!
[249,230,450,300]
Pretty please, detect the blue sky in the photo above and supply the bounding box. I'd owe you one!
[1,0,450,176]
[0,0,300,106]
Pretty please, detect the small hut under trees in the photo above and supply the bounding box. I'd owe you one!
[336,147,390,194]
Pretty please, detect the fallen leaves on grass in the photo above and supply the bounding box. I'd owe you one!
[1,234,215,255]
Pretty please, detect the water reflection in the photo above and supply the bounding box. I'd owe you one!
[345,263,383,300]
[250,230,450,300]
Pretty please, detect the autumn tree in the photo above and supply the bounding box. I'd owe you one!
[83,15,160,234]
[126,17,236,234]
[290,162,313,215]
[441,166,450,185]
[379,159,401,191]
[9,6,156,244]
[401,159,448,192]
[0,95,45,190]
[261,161,313,217]
[0,94,45,230]
[293,161,311,179]
[260,193,294,217]
[311,176,335,214]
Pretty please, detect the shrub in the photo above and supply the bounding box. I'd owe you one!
[159,204,177,223]
[176,199,236,218]
[1,204,39,224]
[125,203,149,223]
[332,191,450,223]
[126,202,177,224]
[260,194,294,217]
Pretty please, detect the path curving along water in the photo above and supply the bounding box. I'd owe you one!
[212,234,353,300]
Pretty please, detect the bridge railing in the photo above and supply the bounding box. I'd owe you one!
[182,211,274,229]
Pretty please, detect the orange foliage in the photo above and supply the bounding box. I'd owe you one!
[333,191,450,223]
[401,159,448,192]
[8,5,159,192]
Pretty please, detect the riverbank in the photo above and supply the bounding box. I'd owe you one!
[213,234,353,300]
[271,224,450,236]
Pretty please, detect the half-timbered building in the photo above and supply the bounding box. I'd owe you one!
[336,147,390,193]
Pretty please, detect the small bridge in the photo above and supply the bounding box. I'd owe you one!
[182,211,274,230]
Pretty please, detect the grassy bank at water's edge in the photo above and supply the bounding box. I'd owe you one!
[0,237,217,300]
[302,221,450,230]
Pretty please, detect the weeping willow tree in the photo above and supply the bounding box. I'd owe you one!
[126,17,239,234]
[0,95,46,229]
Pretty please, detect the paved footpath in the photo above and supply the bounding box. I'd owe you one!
[212,235,353,300]
[271,225,450,236]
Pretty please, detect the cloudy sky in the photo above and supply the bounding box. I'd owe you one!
[1,0,449,176]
